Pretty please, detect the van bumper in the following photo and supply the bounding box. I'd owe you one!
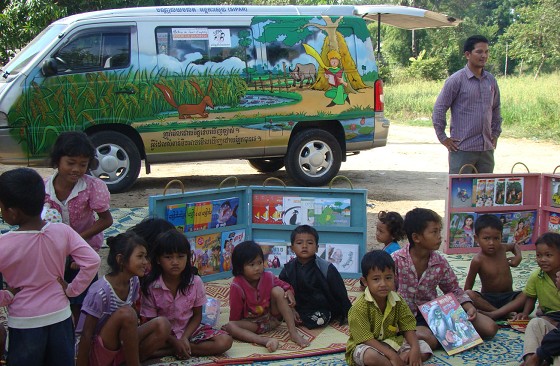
[373,112,390,148]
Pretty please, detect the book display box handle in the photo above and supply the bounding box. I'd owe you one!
[553,165,560,174]
[262,177,287,187]
[511,162,530,173]
[218,176,239,189]
[458,164,479,175]
[329,175,354,189]
[163,179,185,195]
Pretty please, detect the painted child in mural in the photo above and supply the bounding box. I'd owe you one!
[324,50,350,107]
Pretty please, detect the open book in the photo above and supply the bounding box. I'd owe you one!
[419,293,483,355]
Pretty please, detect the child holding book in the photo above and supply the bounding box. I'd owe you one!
[222,241,309,352]
[463,214,526,320]
[0,168,100,366]
[141,230,232,359]
[376,211,405,254]
[346,250,432,366]
[44,131,113,322]
[76,232,170,366]
[392,208,498,350]
[279,225,351,328]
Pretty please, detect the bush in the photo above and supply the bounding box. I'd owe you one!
[407,50,448,81]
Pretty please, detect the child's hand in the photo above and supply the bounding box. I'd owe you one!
[400,347,422,366]
[507,256,521,267]
[463,303,477,321]
[389,352,405,366]
[70,262,80,270]
[285,290,296,307]
[172,338,191,359]
[6,284,21,296]
[513,313,528,321]
[57,277,69,292]
[293,309,302,325]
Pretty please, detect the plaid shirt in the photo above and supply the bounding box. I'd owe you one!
[432,65,502,152]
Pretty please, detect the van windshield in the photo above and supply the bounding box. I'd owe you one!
[1,24,66,79]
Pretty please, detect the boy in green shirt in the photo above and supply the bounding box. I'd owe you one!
[346,250,432,366]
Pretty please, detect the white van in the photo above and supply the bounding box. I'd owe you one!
[0,5,458,192]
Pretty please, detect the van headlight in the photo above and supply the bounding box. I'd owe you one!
[0,112,7,127]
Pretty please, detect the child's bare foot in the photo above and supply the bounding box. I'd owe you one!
[290,331,310,347]
[266,338,279,352]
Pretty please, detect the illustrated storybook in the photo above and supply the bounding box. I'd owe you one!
[549,213,560,234]
[448,212,477,249]
[166,203,186,232]
[507,319,529,333]
[419,293,483,355]
[551,177,560,208]
[325,243,359,273]
[497,211,537,245]
[450,179,474,208]
[259,241,289,269]
[220,229,245,272]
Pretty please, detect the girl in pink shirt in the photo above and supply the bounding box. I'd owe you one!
[223,240,310,352]
[141,230,232,359]
[44,132,113,322]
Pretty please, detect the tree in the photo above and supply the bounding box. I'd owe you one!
[502,0,560,78]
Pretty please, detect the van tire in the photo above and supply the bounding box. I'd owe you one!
[284,129,341,186]
[89,131,141,193]
[248,158,284,173]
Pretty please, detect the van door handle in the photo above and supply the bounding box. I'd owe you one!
[115,89,135,94]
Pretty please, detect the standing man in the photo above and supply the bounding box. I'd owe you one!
[433,35,502,174]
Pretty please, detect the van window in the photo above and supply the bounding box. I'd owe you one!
[155,27,255,66]
[54,31,131,73]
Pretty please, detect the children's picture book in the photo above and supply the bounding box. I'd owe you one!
[505,177,524,206]
[484,178,495,207]
[325,243,358,273]
[185,202,195,232]
[313,198,351,227]
[548,213,560,234]
[165,203,186,232]
[252,194,283,225]
[259,241,288,268]
[497,211,537,245]
[450,178,474,208]
[493,178,506,206]
[300,196,315,226]
[282,196,303,225]
[448,213,477,249]
[507,319,529,333]
[472,179,487,207]
[209,197,239,228]
[193,200,213,231]
[419,293,483,355]
[551,177,560,208]
[220,229,245,272]
[191,233,221,275]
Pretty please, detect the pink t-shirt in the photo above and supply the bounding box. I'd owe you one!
[141,275,207,339]
[0,222,100,328]
[229,271,292,321]
[44,173,110,251]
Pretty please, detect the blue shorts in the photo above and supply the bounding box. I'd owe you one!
[8,316,74,366]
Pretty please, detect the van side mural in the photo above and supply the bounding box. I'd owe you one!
[155,80,214,118]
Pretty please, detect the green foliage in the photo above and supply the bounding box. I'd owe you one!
[0,0,66,64]
[384,72,560,142]
[407,50,448,80]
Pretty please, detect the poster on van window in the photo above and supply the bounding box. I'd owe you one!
[209,29,231,48]
[172,28,208,40]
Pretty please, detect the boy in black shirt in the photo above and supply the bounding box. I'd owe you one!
[279,225,351,328]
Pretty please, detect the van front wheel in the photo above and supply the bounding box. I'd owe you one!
[89,131,141,193]
[248,158,284,173]
[284,129,341,186]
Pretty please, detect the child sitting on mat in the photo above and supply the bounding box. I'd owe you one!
[222,241,309,352]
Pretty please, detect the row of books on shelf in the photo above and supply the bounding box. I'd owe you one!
[166,197,240,232]
[252,194,351,227]
[184,228,360,276]
[451,177,525,208]
[448,211,538,249]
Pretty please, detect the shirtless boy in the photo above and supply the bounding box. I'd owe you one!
[464,214,526,320]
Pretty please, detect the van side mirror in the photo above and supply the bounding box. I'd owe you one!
[41,58,58,77]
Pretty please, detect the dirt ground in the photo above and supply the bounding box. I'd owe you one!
[2,123,558,250]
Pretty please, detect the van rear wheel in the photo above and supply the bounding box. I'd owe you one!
[248,158,284,173]
[89,131,141,193]
[284,129,341,186]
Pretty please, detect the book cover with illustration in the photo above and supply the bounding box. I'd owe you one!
[505,177,524,206]
[184,202,195,232]
[472,179,487,207]
[165,203,186,232]
[220,229,245,272]
[193,201,213,231]
[484,178,495,207]
[192,233,221,275]
[259,241,288,268]
[313,198,351,227]
[507,319,529,333]
[548,213,560,234]
[300,197,316,226]
[209,197,239,228]
[551,178,560,208]
[282,196,303,225]
[451,178,474,208]
[494,178,506,206]
[252,194,283,225]
[419,293,483,355]
[286,244,326,263]
[497,211,537,245]
[325,243,358,273]
[448,213,477,249]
